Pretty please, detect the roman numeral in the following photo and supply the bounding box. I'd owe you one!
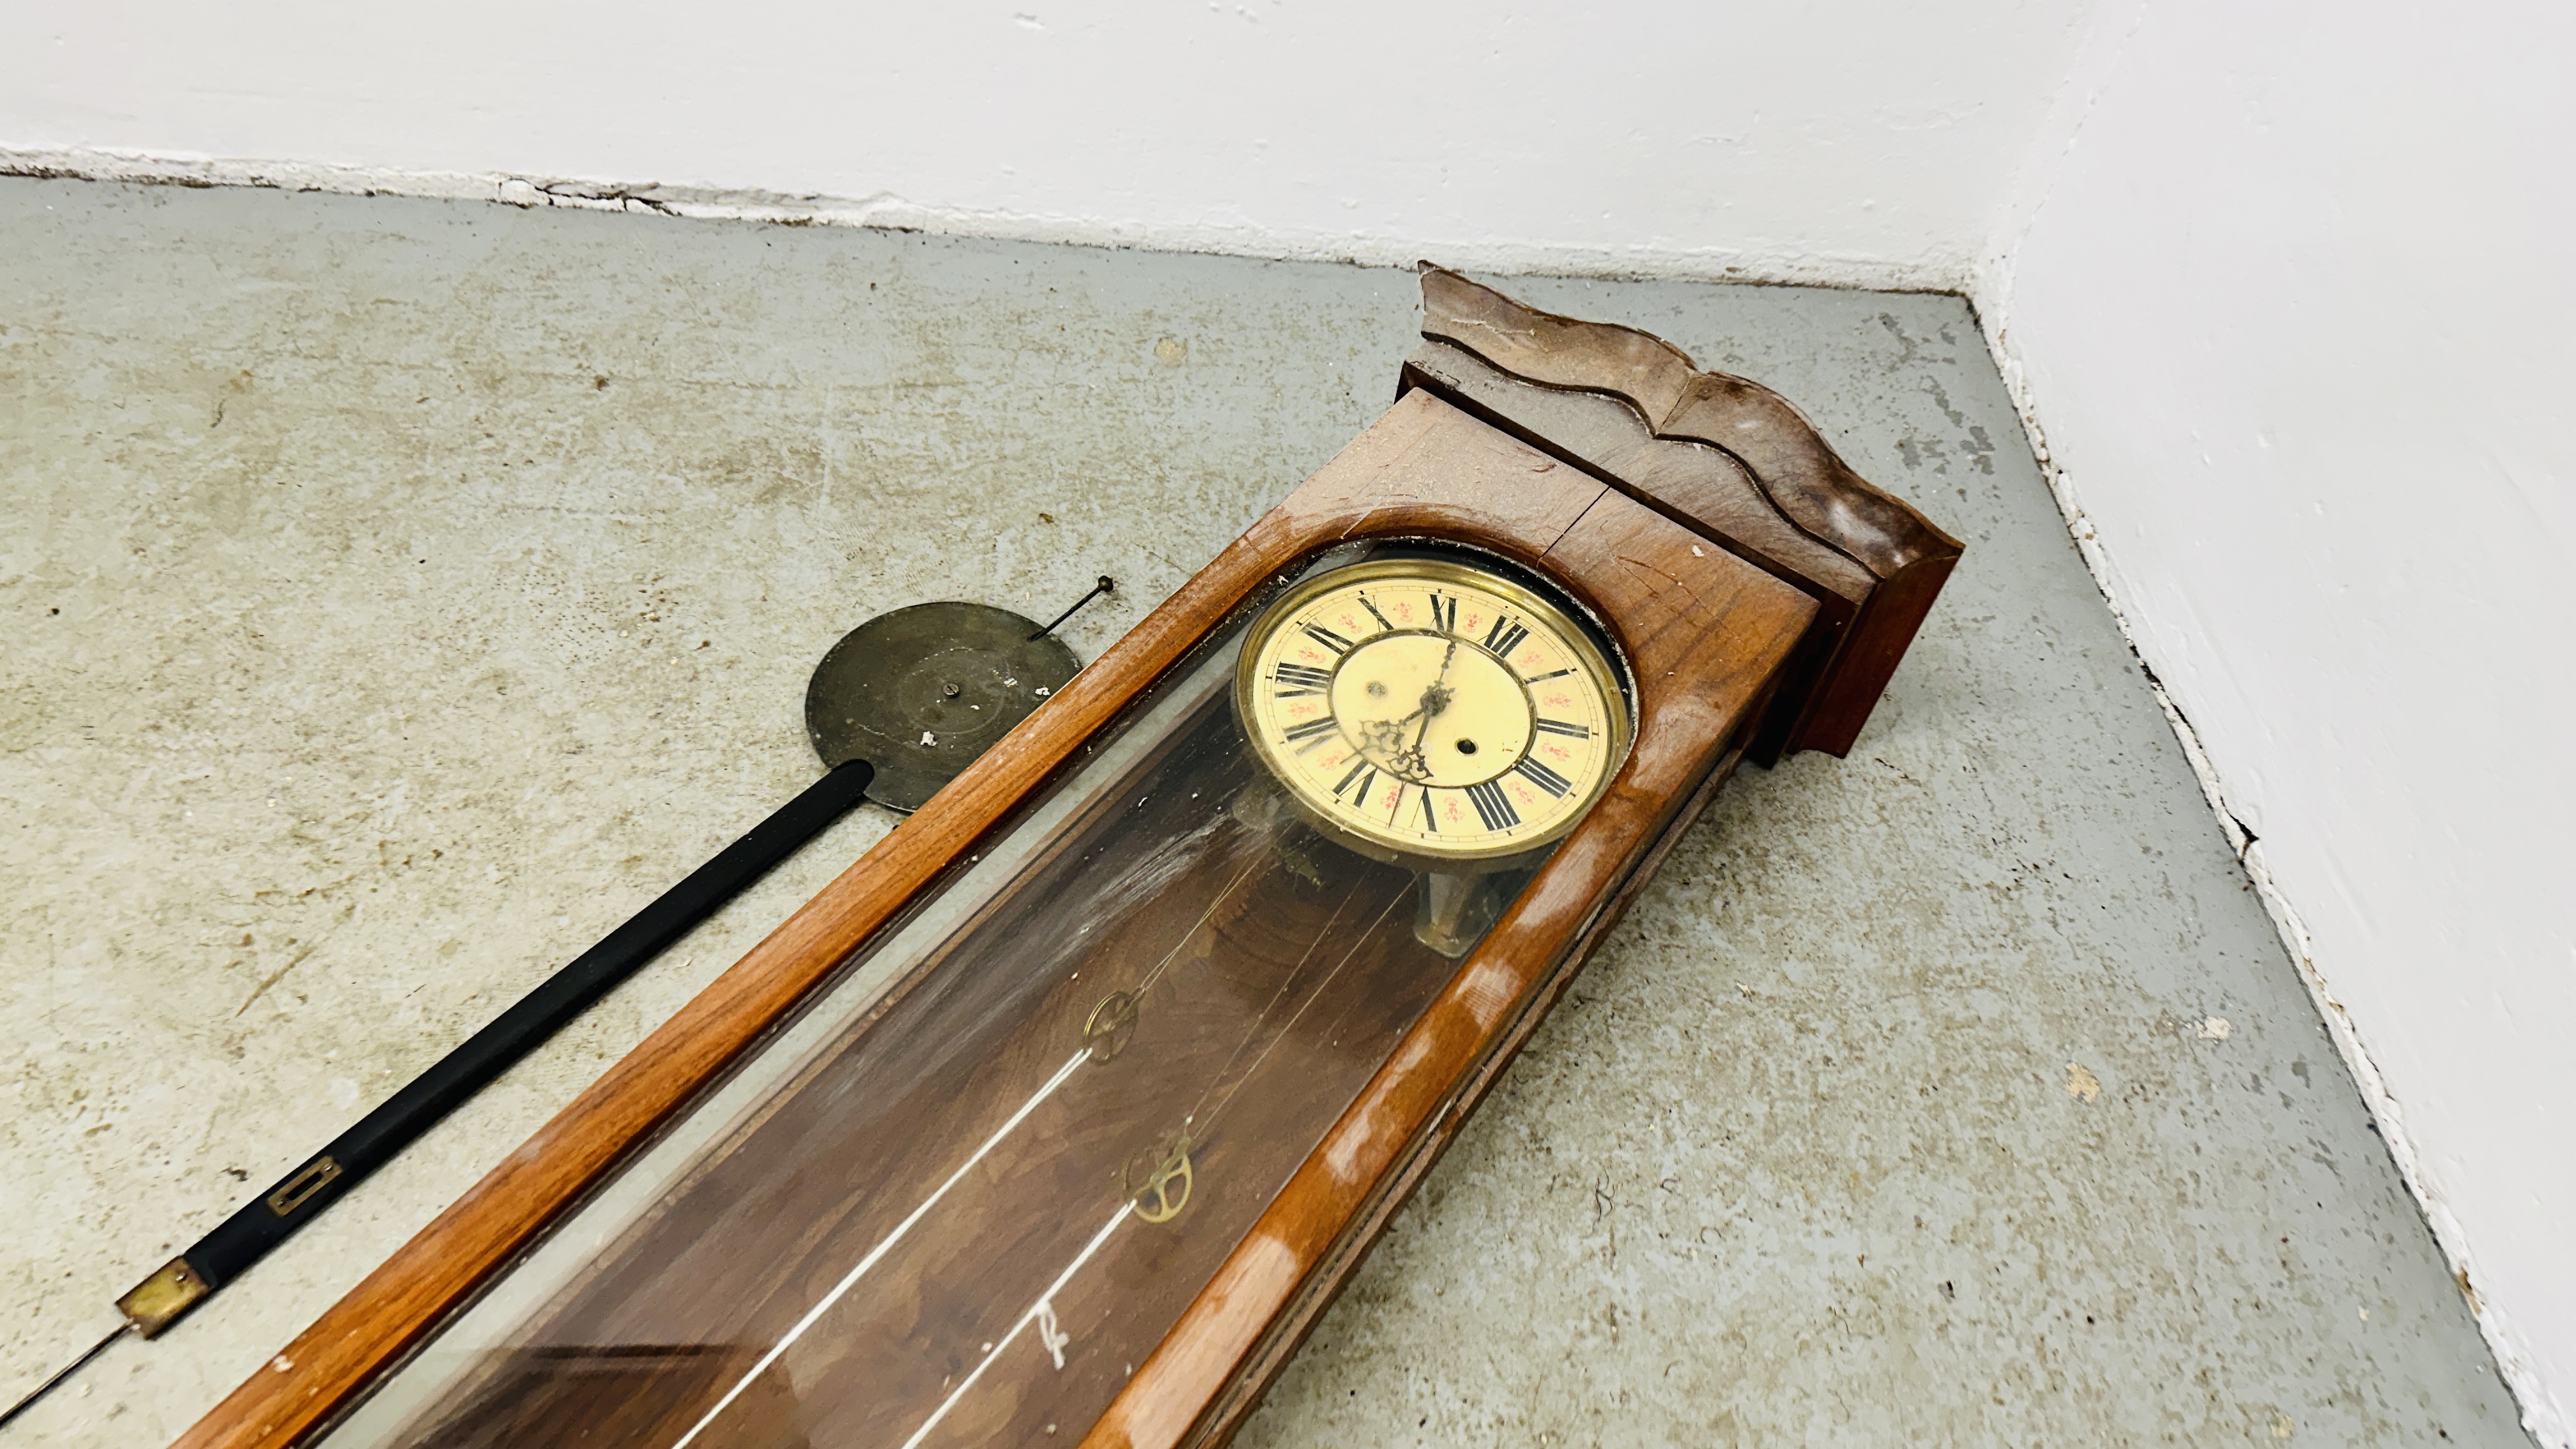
[1532,718,1593,739]
[1418,788,1438,834]
[1301,622,1355,656]
[1284,716,1340,750]
[1274,662,1333,696]
[1465,780,1519,831]
[1510,755,1574,799]
[1357,593,1394,631]
[1428,591,1459,633]
[1333,760,1377,804]
[1524,666,1575,683]
[1482,616,1529,657]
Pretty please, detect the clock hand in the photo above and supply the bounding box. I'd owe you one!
[1402,661,1457,779]
[1354,708,1428,778]
[1358,659,1463,781]
[1420,638,1460,736]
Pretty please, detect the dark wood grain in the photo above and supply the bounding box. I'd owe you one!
[1080,483,1817,1449]
[178,390,1802,1449]
[1400,341,1857,763]
[1409,266,1963,757]
[1187,732,1756,1449]
[357,691,1464,1448]
[1402,342,1876,610]
[392,1346,810,1448]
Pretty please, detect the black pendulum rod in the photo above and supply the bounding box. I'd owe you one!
[1031,574,1116,640]
[1,573,1117,1431]
[0,758,875,1434]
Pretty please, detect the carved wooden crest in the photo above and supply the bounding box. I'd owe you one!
[1405,266,1960,757]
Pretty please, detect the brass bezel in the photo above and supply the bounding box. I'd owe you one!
[1232,555,1632,870]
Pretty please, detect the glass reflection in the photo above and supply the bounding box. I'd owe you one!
[321,594,1556,1449]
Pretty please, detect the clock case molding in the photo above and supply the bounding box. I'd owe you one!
[176,270,1959,1449]
[1405,266,1961,762]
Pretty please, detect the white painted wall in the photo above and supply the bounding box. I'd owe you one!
[1982,2,2576,1440]
[6,0,2572,1439]
[0,1,2102,288]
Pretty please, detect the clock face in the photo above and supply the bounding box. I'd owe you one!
[1236,557,1629,866]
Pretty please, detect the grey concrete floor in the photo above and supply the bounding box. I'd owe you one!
[0,179,2528,1448]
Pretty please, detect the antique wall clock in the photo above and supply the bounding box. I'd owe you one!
[176,267,1959,1449]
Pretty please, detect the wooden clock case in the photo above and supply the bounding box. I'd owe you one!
[176,268,1959,1449]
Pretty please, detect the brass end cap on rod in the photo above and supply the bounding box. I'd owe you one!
[116,1256,211,1337]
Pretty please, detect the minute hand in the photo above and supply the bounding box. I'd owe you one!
[1416,637,1460,749]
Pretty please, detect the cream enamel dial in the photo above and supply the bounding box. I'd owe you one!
[1236,557,1629,866]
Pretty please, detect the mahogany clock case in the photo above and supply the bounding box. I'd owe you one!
[314,543,1611,1449]
[174,273,1953,1449]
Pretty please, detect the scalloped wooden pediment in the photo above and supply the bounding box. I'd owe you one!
[1402,266,1963,758]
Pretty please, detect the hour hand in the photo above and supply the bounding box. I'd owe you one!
[1414,678,1453,726]
[1356,717,1409,755]
[1354,717,1433,783]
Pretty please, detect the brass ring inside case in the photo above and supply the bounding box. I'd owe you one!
[1231,554,1632,872]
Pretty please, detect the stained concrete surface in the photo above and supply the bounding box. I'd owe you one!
[0,178,2529,1447]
